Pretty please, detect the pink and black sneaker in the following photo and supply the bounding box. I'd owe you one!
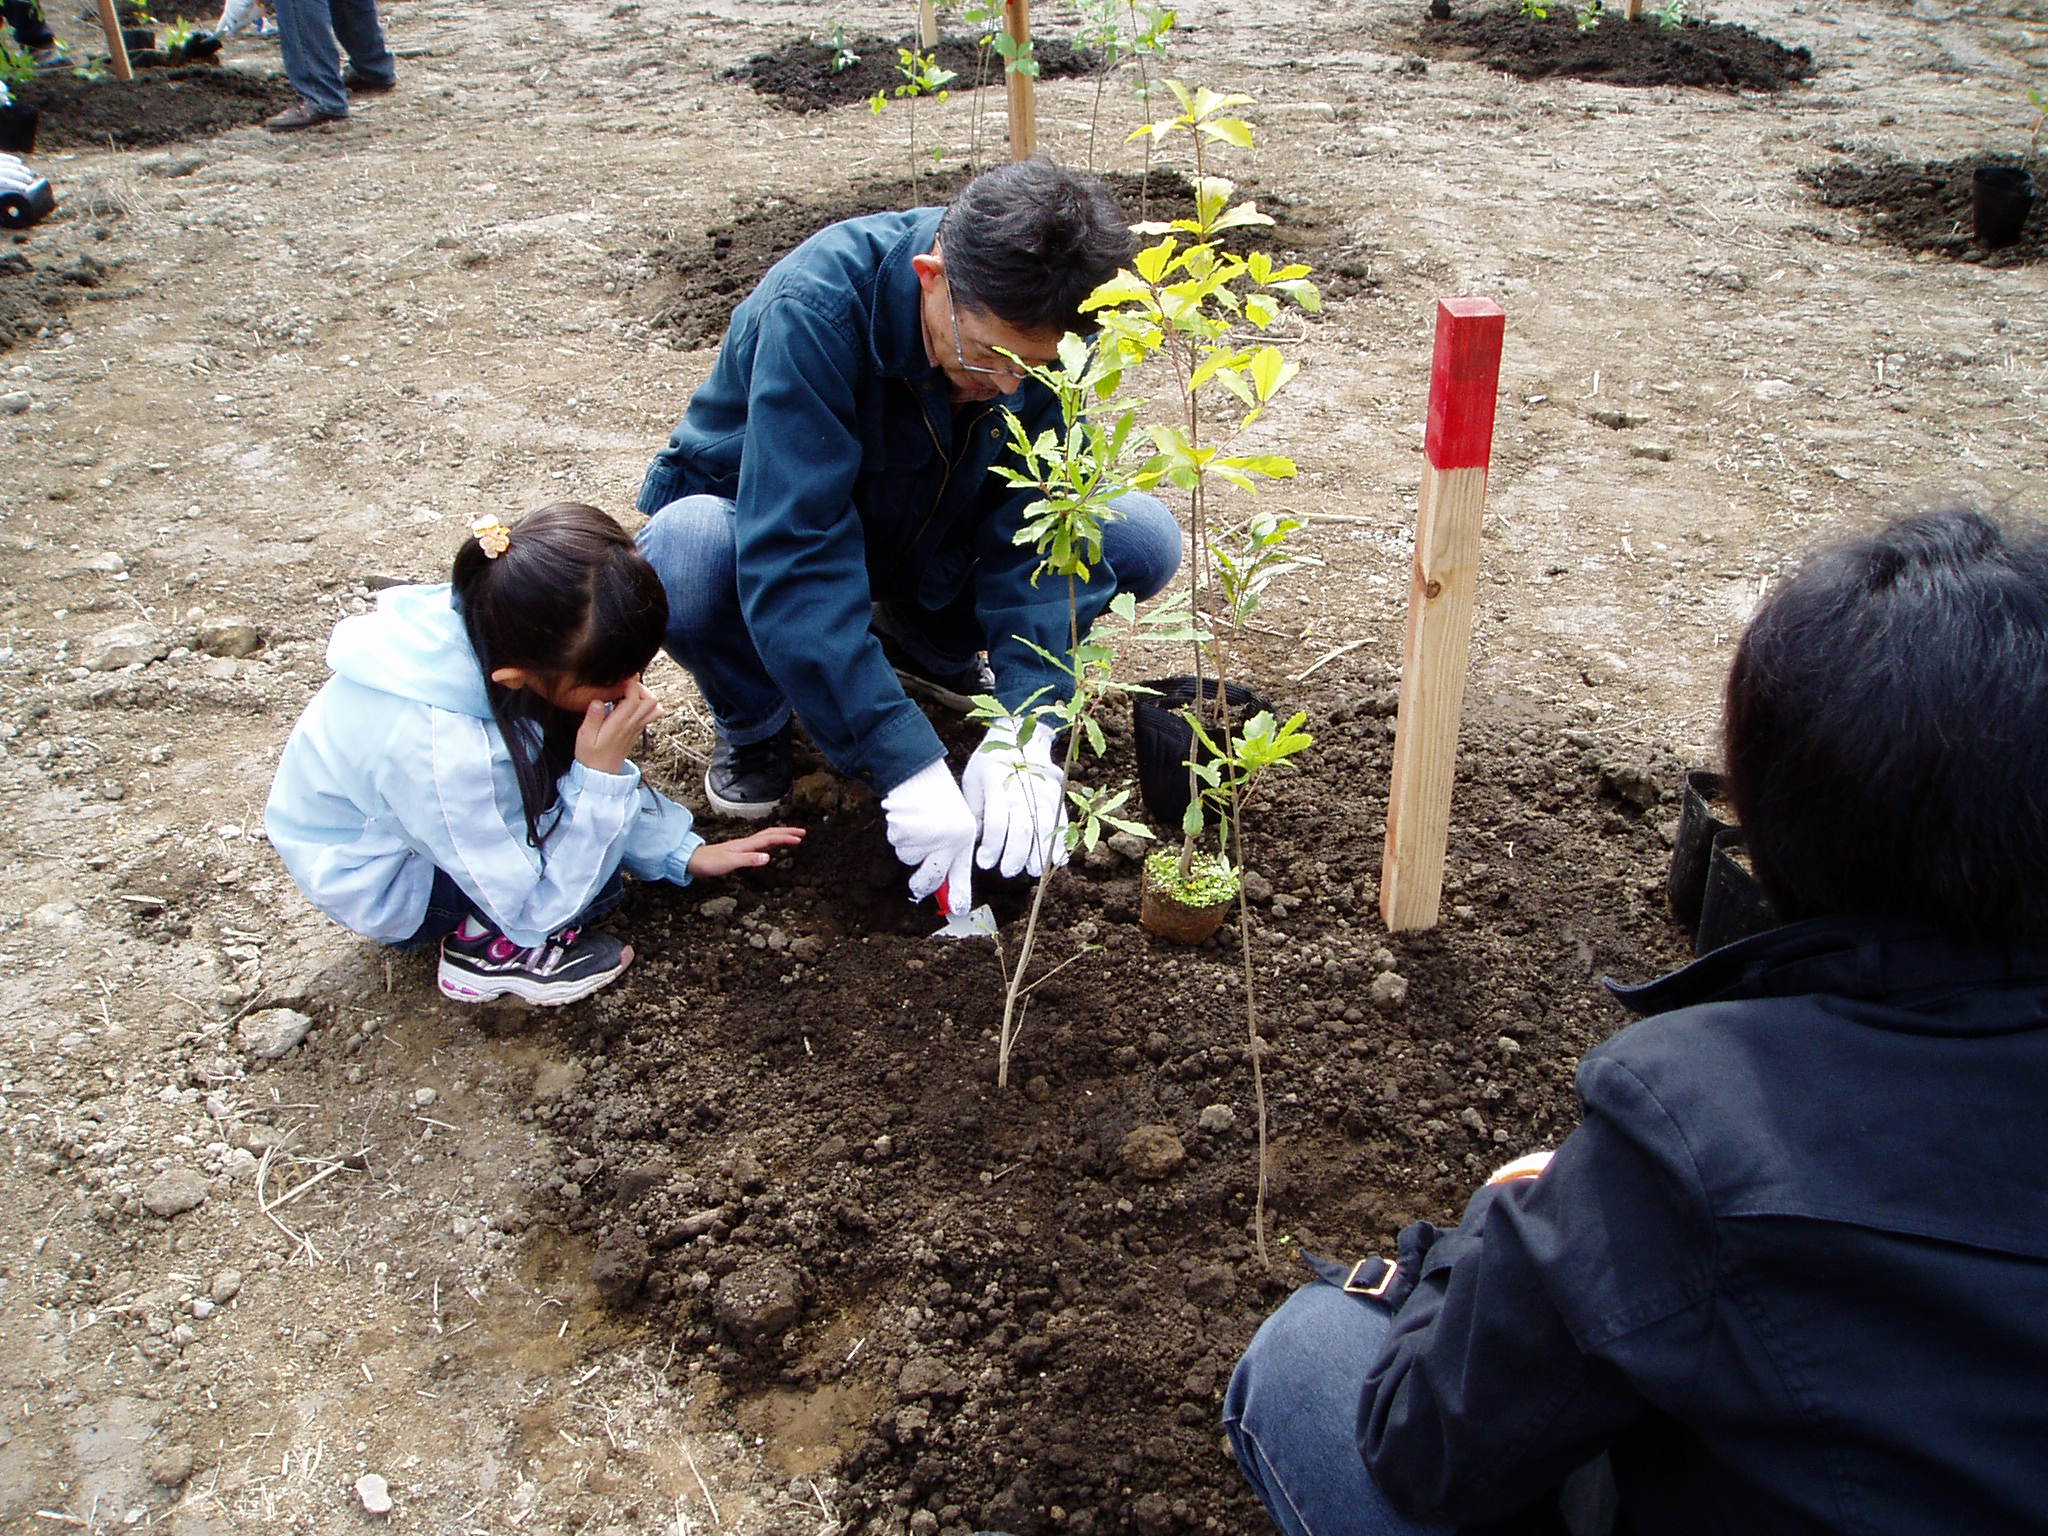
[437,920,633,1006]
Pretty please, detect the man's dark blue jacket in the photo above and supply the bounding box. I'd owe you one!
[638,208,1068,794]
[1359,918,2048,1534]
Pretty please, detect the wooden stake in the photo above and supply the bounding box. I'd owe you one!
[1625,0,1645,17]
[96,0,133,81]
[918,0,939,49]
[1381,298,1505,933]
[1004,0,1036,161]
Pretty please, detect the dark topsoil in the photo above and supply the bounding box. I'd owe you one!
[740,32,1099,113]
[1802,151,2046,267]
[12,64,290,149]
[0,240,113,350]
[539,652,1698,1536]
[642,168,1380,350]
[1418,6,1816,91]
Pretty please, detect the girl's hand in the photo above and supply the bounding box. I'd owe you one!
[574,679,663,776]
[687,826,806,879]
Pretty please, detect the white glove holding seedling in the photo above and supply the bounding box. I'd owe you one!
[962,716,1068,880]
[881,758,977,915]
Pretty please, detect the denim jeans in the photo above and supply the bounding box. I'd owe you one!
[392,866,625,953]
[635,491,1182,745]
[1226,1282,1453,1536]
[273,0,393,117]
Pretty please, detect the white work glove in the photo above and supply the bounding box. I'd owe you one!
[881,758,977,915]
[962,716,1068,880]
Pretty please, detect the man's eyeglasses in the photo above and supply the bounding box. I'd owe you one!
[944,278,1028,383]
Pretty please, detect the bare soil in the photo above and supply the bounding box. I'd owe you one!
[1417,7,1817,91]
[1,0,2043,1533]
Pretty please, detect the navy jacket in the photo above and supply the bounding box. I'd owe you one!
[638,208,1068,794]
[1360,918,2048,1534]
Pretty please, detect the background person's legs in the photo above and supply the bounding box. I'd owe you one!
[270,0,349,117]
[327,0,392,86]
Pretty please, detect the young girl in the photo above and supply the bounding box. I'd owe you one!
[266,503,803,1005]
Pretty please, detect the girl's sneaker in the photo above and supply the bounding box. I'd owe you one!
[251,14,278,39]
[437,924,632,1005]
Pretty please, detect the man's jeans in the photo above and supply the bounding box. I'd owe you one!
[274,0,394,117]
[636,492,1182,747]
[1226,1282,1452,1536]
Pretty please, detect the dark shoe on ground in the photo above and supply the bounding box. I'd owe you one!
[265,98,346,132]
[343,69,395,92]
[705,723,793,820]
[32,44,72,72]
[875,631,995,714]
[437,925,632,1005]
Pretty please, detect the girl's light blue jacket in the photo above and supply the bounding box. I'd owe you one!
[265,583,703,947]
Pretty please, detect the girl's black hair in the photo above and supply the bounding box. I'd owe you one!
[1724,506,2048,944]
[450,503,669,848]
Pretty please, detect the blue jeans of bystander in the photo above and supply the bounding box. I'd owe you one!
[272,0,393,117]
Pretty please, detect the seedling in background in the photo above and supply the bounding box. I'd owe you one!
[1518,0,1552,19]
[1575,0,1603,30]
[2029,83,2046,150]
[826,19,860,74]
[868,46,956,193]
[0,40,37,85]
[1652,0,1686,27]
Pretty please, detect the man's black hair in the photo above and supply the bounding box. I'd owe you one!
[937,160,1134,334]
[1724,506,2048,944]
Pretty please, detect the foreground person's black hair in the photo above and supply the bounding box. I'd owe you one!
[937,159,1135,333]
[1724,506,2048,944]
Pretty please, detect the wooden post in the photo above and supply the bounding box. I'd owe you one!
[1624,0,1645,17]
[918,0,939,48]
[1380,297,1505,933]
[1004,0,1036,161]
[96,0,134,81]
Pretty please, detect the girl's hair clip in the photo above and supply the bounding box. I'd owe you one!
[471,516,512,559]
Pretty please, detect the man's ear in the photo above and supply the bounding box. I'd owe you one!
[911,250,943,293]
[490,666,536,691]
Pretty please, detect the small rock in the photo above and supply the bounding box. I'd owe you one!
[1105,831,1148,864]
[713,1260,805,1342]
[147,1444,196,1486]
[221,1148,259,1180]
[84,621,168,672]
[142,1168,209,1218]
[1368,972,1409,1009]
[237,1007,314,1059]
[590,1232,651,1309]
[356,1472,394,1516]
[412,1087,438,1108]
[211,1269,244,1304]
[1241,869,1274,905]
[530,1060,584,1100]
[82,550,124,571]
[698,895,738,919]
[1119,1124,1185,1180]
[1628,443,1676,462]
[196,617,265,659]
[0,391,30,416]
[614,1158,669,1202]
[1197,1103,1236,1133]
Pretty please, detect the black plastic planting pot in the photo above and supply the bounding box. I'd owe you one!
[0,102,36,155]
[0,176,56,230]
[1132,675,1274,830]
[1972,166,2036,250]
[1667,769,1734,929]
[121,26,155,50]
[1694,827,1779,956]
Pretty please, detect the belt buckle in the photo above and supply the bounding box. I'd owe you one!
[1343,1257,1397,1299]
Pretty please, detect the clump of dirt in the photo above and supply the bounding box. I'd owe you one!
[740,31,1098,113]
[546,660,1697,1535]
[1801,151,2046,267]
[642,168,1379,349]
[1418,7,1816,91]
[0,244,112,349]
[13,65,292,149]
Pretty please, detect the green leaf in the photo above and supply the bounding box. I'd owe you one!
[1196,116,1255,150]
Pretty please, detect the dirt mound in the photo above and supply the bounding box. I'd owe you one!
[1802,151,2046,267]
[13,65,292,149]
[0,246,112,350]
[547,660,1696,1535]
[1419,7,1815,91]
[740,31,1098,113]
[641,168,1378,349]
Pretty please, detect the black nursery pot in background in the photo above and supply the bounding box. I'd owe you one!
[121,26,155,50]
[1694,827,1779,956]
[1972,166,2036,250]
[1132,676,1274,830]
[0,102,36,155]
[1667,769,1734,929]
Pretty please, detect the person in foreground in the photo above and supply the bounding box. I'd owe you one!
[635,159,1181,918]
[266,504,803,1005]
[1225,506,2048,1535]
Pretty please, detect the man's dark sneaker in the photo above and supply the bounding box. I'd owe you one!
[875,631,996,714]
[437,925,632,1006]
[343,69,396,92]
[265,98,347,132]
[705,724,793,820]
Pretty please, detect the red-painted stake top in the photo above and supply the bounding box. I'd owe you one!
[1424,297,1506,473]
